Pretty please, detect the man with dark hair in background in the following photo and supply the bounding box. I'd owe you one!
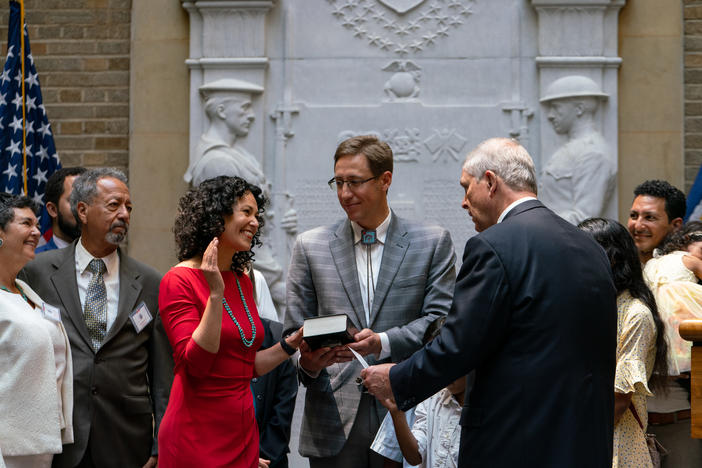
[628,179,686,264]
[628,179,702,467]
[36,166,86,253]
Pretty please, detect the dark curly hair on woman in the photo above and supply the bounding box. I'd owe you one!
[659,221,702,255]
[578,218,669,394]
[174,176,266,273]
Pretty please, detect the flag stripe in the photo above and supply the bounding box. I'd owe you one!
[0,0,60,234]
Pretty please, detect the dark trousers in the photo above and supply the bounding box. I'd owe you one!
[309,393,384,468]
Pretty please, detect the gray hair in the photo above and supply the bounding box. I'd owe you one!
[462,138,537,194]
[69,168,128,222]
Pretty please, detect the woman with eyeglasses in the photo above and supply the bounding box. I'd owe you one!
[0,193,73,468]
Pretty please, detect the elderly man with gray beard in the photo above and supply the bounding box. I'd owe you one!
[20,168,173,468]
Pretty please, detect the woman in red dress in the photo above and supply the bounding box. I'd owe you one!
[158,176,303,468]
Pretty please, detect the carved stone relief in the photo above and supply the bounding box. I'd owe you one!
[422,178,475,258]
[182,0,626,282]
[326,0,476,57]
[383,60,421,101]
[538,75,615,225]
[424,129,467,162]
[337,127,467,163]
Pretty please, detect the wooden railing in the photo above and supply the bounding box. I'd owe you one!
[680,319,702,438]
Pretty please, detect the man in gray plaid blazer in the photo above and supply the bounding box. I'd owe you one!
[284,135,456,468]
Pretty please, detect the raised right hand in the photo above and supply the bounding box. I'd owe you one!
[201,237,224,297]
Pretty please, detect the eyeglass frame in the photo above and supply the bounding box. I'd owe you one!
[327,175,380,191]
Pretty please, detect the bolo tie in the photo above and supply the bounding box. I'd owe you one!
[361,229,377,315]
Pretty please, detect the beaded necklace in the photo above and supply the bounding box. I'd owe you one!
[0,283,29,304]
[222,276,257,347]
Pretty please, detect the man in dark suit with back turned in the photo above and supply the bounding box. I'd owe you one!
[21,168,172,468]
[362,137,617,468]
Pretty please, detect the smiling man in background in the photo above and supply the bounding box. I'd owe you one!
[627,179,685,264]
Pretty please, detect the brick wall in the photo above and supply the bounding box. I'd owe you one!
[686,1,702,191]
[0,0,130,173]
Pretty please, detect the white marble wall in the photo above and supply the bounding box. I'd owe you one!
[182,0,625,269]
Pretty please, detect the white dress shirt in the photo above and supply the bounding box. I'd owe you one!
[351,211,392,359]
[497,196,537,224]
[75,240,120,335]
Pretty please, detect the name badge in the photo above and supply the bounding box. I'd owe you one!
[42,302,62,323]
[130,302,153,334]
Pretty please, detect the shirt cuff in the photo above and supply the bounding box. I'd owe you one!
[378,332,390,360]
[298,354,321,379]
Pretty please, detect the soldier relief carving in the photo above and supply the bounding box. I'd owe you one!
[538,75,616,225]
[185,79,296,314]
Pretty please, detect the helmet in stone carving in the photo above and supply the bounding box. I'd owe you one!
[540,75,608,103]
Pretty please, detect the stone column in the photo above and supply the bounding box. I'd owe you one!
[532,0,626,220]
[181,0,274,167]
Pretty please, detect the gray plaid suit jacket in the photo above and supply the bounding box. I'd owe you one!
[284,213,456,458]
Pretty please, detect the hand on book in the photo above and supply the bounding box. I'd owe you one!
[285,326,304,349]
[347,328,382,357]
[299,341,353,373]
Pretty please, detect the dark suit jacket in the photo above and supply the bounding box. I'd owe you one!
[20,242,173,468]
[252,319,297,468]
[390,200,617,468]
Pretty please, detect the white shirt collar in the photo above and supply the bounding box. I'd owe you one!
[497,196,537,224]
[53,234,70,249]
[352,211,392,245]
[75,238,119,276]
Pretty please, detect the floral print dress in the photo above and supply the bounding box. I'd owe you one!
[612,291,656,468]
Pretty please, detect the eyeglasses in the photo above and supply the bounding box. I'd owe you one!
[327,176,380,191]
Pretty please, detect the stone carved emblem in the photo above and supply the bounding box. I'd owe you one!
[423,128,467,162]
[383,128,422,161]
[383,60,421,100]
[337,127,466,163]
[378,0,425,14]
[327,0,476,57]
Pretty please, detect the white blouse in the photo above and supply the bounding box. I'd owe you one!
[0,280,73,459]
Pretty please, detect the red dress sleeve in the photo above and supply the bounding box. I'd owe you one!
[159,268,218,378]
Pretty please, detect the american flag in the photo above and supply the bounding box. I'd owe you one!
[0,0,59,234]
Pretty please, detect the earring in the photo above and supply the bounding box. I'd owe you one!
[0,238,3,247]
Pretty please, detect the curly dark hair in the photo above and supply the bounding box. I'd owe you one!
[0,193,40,230]
[174,176,267,273]
[578,218,669,393]
[634,180,686,221]
[659,221,702,255]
